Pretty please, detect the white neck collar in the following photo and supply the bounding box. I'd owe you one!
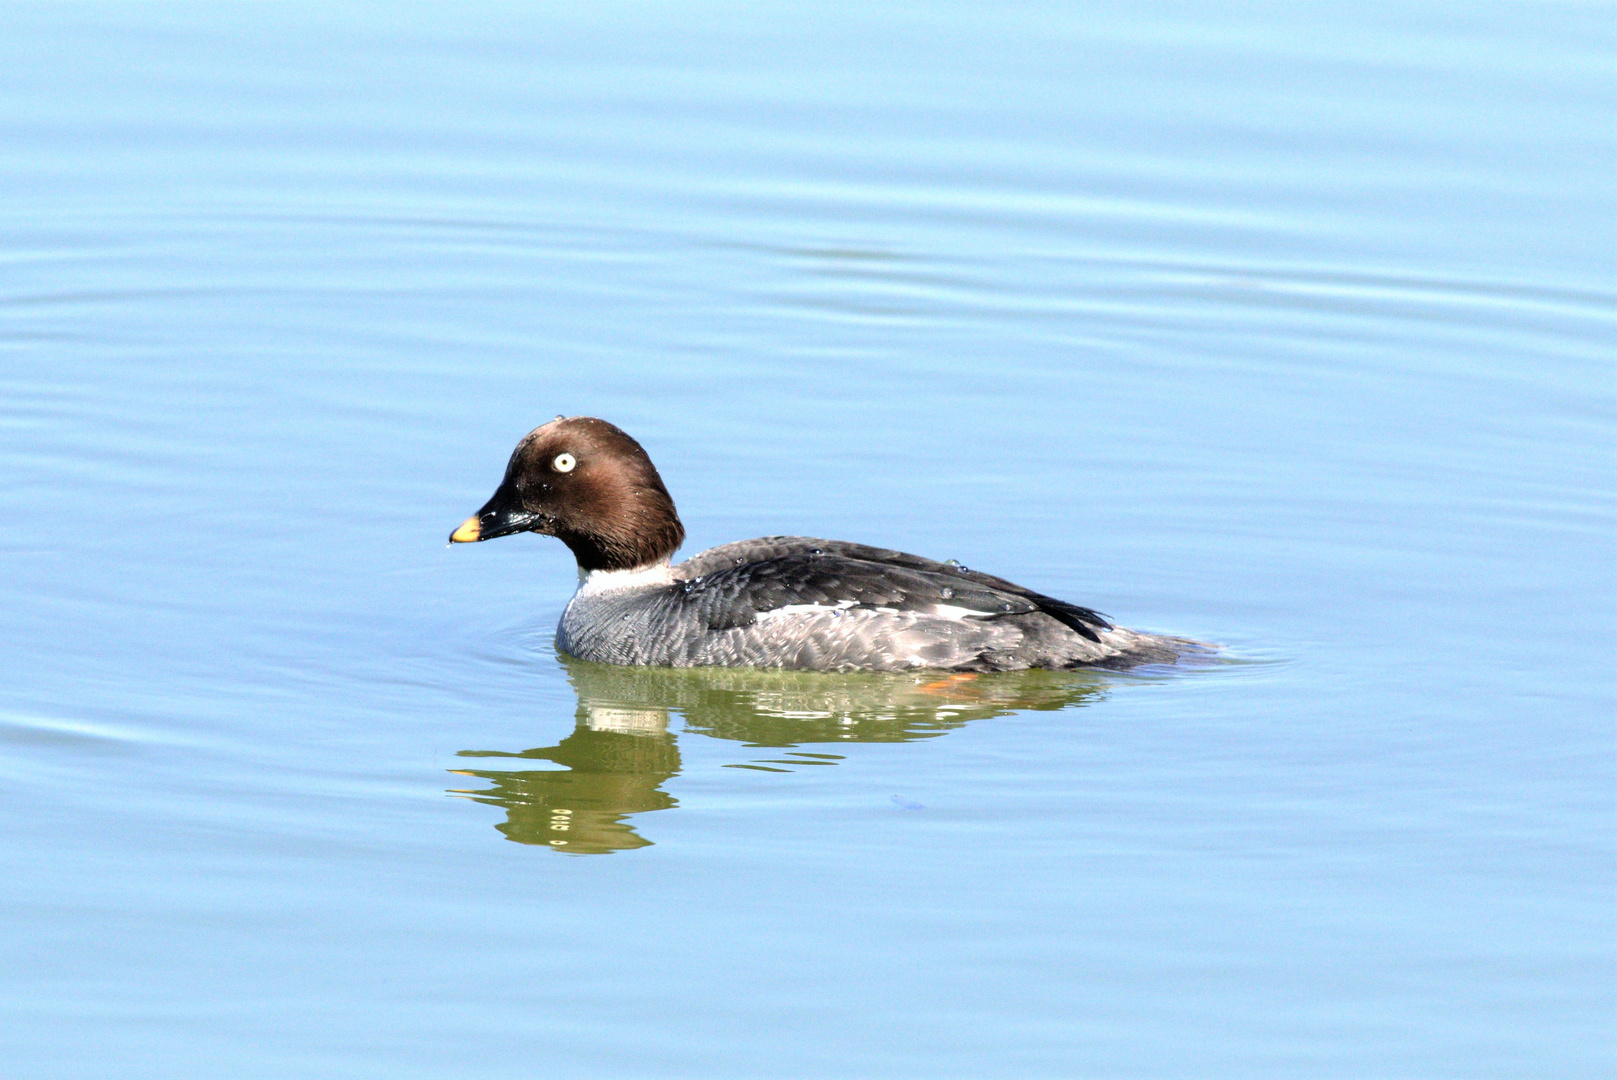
[575,561,675,596]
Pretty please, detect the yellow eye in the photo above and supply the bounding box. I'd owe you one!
[552,453,576,473]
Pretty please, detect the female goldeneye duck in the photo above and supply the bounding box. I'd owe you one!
[450,416,1206,671]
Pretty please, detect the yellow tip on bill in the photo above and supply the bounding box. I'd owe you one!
[449,515,482,543]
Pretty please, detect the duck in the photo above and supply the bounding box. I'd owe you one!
[449,416,1206,671]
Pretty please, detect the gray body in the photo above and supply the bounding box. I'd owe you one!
[557,536,1203,672]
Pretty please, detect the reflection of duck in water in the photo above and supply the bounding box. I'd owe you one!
[451,656,1111,854]
[451,714,678,854]
[448,417,1211,671]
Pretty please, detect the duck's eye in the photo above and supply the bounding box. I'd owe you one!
[552,453,576,473]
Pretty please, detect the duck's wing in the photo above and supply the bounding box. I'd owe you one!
[807,540,1114,642]
[674,540,1109,642]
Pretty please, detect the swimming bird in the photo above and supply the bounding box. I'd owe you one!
[449,416,1204,671]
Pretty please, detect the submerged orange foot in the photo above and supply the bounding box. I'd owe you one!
[917,672,979,694]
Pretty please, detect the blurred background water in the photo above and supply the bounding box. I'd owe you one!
[1,2,1612,1077]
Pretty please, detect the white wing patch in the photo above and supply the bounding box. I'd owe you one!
[930,603,991,621]
[756,600,858,621]
[754,601,992,622]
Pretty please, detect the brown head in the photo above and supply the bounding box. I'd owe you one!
[448,417,685,571]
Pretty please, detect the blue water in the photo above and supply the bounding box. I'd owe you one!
[2,3,1612,1077]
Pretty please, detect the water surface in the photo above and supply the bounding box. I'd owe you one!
[1,3,1612,1077]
